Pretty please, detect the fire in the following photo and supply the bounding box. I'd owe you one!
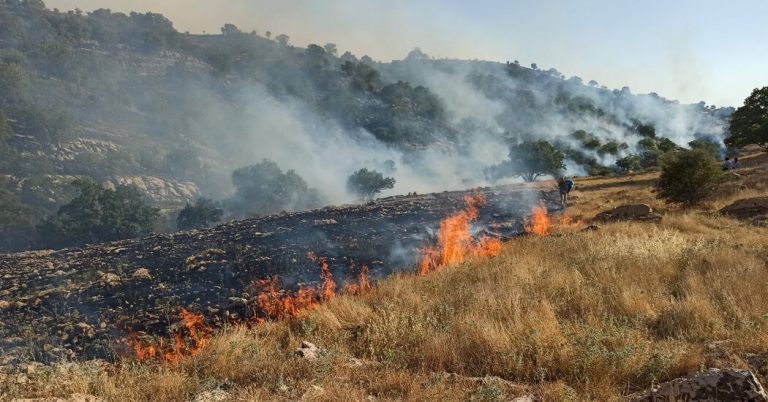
[525,202,551,236]
[129,308,212,363]
[342,265,372,295]
[252,253,346,322]
[418,194,502,275]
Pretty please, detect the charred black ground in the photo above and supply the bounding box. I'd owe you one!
[0,186,558,363]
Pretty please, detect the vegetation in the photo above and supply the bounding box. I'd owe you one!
[176,198,224,231]
[226,160,324,217]
[35,179,159,249]
[487,140,566,182]
[726,86,768,151]
[346,168,396,201]
[656,149,725,205]
[615,154,642,173]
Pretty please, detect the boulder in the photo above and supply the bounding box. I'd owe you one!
[295,341,322,360]
[594,204,661,223]
[629,368,767,401]
[720,197,768,220]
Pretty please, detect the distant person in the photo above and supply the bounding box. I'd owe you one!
[733,157,741,169]
[722,157,733,171]
[558,177,574,207]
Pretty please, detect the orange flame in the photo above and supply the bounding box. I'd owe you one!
[252,254,342,322]
[342,265,372,295]
[525,202,551,236]
[418,194,502,275]
[130,308,212,363]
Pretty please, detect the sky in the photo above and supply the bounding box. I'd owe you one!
[45,0,768,107]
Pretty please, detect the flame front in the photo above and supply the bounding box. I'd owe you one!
[418,194,502,275]
[130,308,212,363]
[525,202,551,236]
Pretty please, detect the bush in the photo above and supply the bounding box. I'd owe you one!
[656,149,726,205]
[616,155,642,173]
[347,168,395,201]
[176,198,223,230]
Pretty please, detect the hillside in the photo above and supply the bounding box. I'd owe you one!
[1,149,767,401]
[0,1,737,253]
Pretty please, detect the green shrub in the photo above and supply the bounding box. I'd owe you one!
[656,149,725,205]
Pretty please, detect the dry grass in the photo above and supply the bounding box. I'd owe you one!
[3,157,768,401]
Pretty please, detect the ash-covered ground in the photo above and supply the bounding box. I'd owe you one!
[0,186,558,363]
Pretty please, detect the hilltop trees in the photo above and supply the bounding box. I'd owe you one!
[726,87,768,151]
[486,140,566,182]
[36,179,159,248]
[347,168,395,201]
[656,149,725,205]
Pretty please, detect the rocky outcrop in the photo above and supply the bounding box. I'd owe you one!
[720,197,768,222]
[103,176,200,206]
[594,204,661,223]
[629,368,768,401]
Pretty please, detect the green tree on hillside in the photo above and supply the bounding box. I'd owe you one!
[176,198,223,230]
[486,140,566,182]
[36,179,159,248]
[226,159,324,217]
[656,149,725,205]
[726,87,768,151]
[347,168,395,201]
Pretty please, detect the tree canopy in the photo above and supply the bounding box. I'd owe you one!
[726,87,768,151]
[486,140,566,182]
[36,179,159,248]
[346,168,396,201]
[656,149,725,205]
[176,198,224,230]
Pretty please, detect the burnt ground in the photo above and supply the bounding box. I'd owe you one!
[0,186,558,363]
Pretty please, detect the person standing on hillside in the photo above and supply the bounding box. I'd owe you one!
[558,176,574,207]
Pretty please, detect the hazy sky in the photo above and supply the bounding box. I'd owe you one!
[45,0,767,107]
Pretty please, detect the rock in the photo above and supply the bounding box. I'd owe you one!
[746,352,768,385]
[189,390,230,402]
[629,368,768,402]
[720,197,768,220]
[313,219,338,226]
[0,300,12,310]
[295,341,322,360]
[593,204,661,223]
[99,272,121,287]
[131,268,152,280]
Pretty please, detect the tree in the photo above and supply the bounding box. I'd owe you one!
[176,198,223,230]
[323,43,337,56]
[36,179,159,248]
[615,155,641,173]
[275,33,290,45]
[346,168,395,201]
[656,149,725,205]
[688,139,721,159]
[726,87,768,151]
[226,159,324,216]
[487,140,566,182]
[220,23,241,35]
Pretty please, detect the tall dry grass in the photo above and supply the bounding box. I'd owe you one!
[4,212,767,401]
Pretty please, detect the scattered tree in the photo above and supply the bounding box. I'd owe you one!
[615,155,642,173]
[176,198,223,230]
[220,23,241,35]
[346,168,395,201]
[726,87,768,151]
[226,159,324,217]
[36,179,159,248]
[487,140,566,182]
[275,33,290,46]
[656,149,725,205]
[688,139,721,159]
